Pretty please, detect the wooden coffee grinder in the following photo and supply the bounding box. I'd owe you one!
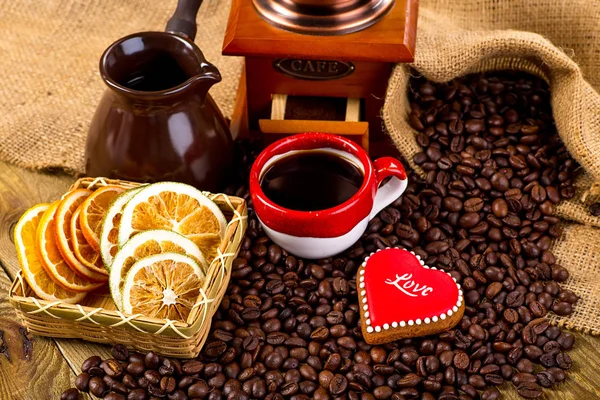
[222,0,418,156]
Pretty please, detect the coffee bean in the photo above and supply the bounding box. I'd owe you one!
[549,367,566,382]
[464,198,484,213]
[491,198,508,217]
[552,301,572,316]
[168,390,187,400]
[188,381,210,397]
[102,359,123,378]
[329,374,348,395]
[481,387,501,400]
[513,372,537,386]
[491,172,509,191]
[74,372,90,392]
[517,382,543,398]
[443,197,463,212]
[373,386,393,399]
[122,375,137,390]
[89,376,107,398]
[111,344,129,361]
[144,352,160,370]
[181,360,204,375]
[104,393,126,400]
[127,388,147,400]
[556,352,573,369]
[459,212,480,229]
[551,264,569,282]
[82,355,102,372]
[453,352,470,370]
[536,370,555,388]
[60,388,80,400]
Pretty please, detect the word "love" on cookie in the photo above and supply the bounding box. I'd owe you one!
[384,273,433,297]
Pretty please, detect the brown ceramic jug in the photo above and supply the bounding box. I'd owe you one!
[85,0,233,192]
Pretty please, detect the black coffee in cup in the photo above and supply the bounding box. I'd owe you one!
[260,150,364,211]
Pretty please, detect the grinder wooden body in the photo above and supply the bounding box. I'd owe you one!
[222,0,418,156]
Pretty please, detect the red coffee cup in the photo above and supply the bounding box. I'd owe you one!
[250,133,408,259]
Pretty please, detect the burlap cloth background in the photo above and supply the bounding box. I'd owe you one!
[2,0,600,333]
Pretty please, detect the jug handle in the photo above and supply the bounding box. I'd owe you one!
[166,0,203,41]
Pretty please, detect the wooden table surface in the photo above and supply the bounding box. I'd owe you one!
[1,160,600,400]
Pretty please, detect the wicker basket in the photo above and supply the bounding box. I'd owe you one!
[9,177,247,358]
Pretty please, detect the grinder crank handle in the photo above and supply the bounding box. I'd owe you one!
[166,0,203,41]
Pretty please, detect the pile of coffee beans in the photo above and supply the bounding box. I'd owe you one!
[62,71,578,400]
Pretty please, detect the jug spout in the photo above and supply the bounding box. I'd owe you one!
[190,62,222,103]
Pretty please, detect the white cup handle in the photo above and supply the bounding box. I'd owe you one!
[368,157,409,221]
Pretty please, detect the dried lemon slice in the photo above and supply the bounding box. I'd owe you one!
[117,182,226,262]
[14,203,86,303]
[79,185,125,251]
[99,188,141,269]
[36,201,104,292]
[54,189,107,282]
[71,205,107,276]
[122,252,205,321]
[110,229,207,309]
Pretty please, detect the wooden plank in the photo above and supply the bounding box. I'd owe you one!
[0,161,103,399]
[1,160,600,399]
[0,209,74,400]
[0,265,76,399]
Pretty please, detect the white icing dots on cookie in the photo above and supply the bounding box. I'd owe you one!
[375,326,381,333]
[367,326,373,333]
[400,321,406,327]
[416,319,422,325]
[408,320,414,326]
[392,322,398,328]
[383,323,390,330]
[424,317,431,324]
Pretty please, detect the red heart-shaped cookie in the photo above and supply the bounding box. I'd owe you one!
[358,247,464,344]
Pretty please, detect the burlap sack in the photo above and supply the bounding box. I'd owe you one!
[382,1,600,334]
[0,0,242,173]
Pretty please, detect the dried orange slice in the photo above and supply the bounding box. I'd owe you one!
[14,204,86,303]
[99,188,141,269]
[55,189,107,282]
[71,205,107,276]
[37,201,104,292]
[117,182,226,262]
[109,229,207,309]
[79,185,125,252]
[122,252,205,321]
